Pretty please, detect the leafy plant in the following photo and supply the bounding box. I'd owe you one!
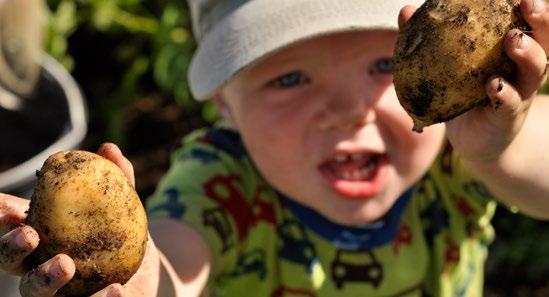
[44,0,217,146]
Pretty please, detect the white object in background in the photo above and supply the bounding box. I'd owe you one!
[0,0,44,97]
[0,54,88,196]
[0,272,19,296]
[0,85,22,111]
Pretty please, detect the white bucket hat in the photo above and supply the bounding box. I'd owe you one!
[187,0,425,100]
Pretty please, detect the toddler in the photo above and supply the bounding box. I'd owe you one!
[1,0,548,296]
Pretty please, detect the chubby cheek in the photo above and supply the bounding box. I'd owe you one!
[398,125,446,182]
[238,113,308,181]
[377,93,445,178]
[242,134,309,199]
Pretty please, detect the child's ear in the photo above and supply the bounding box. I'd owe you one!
[213,95,238,129]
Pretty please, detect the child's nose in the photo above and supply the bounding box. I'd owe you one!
[317,87,376,130]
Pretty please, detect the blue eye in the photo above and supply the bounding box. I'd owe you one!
[271,71,310,88]
[370,58,394,75]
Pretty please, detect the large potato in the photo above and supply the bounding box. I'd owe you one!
[25,150,148,296]
[394,0,528,132]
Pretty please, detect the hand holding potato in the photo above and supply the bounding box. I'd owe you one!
[0,192,77,296]
[444,0,548,162]
[398,0,548,162]
[395,0,528,132]
[0,143,161,297]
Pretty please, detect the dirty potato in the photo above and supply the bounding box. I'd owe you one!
[25,151,148,297]
[394,0,528,132]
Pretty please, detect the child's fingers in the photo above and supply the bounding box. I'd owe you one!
[19,254,75,297]
[96,143,135,188]
[504,29,548,97]
[0,226,39,275]
[485,76,528,128]
[0,193,30,234]
[89,283,125,297]
[521,0,549,53]
[398,5,417,30]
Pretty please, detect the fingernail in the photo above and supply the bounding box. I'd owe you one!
[496,77,504,92]
[490,76,504,93]
[47,259,65,279]
[107,291,122,297]
[106,286,123,297]
[14,230,30,250]
[489,77,504,110]
[532,0,545,14]
[96,143,109,154]
[513,32,528,49]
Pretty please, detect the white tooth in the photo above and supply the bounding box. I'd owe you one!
[360,168,369,177]
[334,154,347,163]
[342,171,352,180]
[351,153,363,161]
[352,170,361,180]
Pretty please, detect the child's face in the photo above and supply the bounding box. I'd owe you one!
[217,30,446,225]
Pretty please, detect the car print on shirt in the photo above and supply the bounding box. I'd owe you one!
[278,219,318,272]
[331,249,383,289]
[203,207,234,253]
[148,187,186,219]
[232,248,267,280]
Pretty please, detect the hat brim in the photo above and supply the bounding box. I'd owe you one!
[188,0,424,100]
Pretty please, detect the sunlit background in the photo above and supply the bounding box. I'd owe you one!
[0,0,548,295]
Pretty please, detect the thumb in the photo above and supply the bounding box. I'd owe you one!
[90,283,125,297]
[398,5,418,30]
[96,143,135,188]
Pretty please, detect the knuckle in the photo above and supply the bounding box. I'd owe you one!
[19,256,75,297]
[20,269,54,297]
[0,228,33,270]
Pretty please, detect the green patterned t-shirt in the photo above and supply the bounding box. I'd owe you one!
[147,127,496,297]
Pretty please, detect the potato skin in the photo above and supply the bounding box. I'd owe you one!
[25,151,148,297]
[394,0,528,132]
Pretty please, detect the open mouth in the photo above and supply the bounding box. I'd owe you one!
[318,152,388,199]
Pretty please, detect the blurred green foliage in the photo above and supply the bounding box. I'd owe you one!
[44,0,217,145]
[486,206,549,287]
[540,81,548,94]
